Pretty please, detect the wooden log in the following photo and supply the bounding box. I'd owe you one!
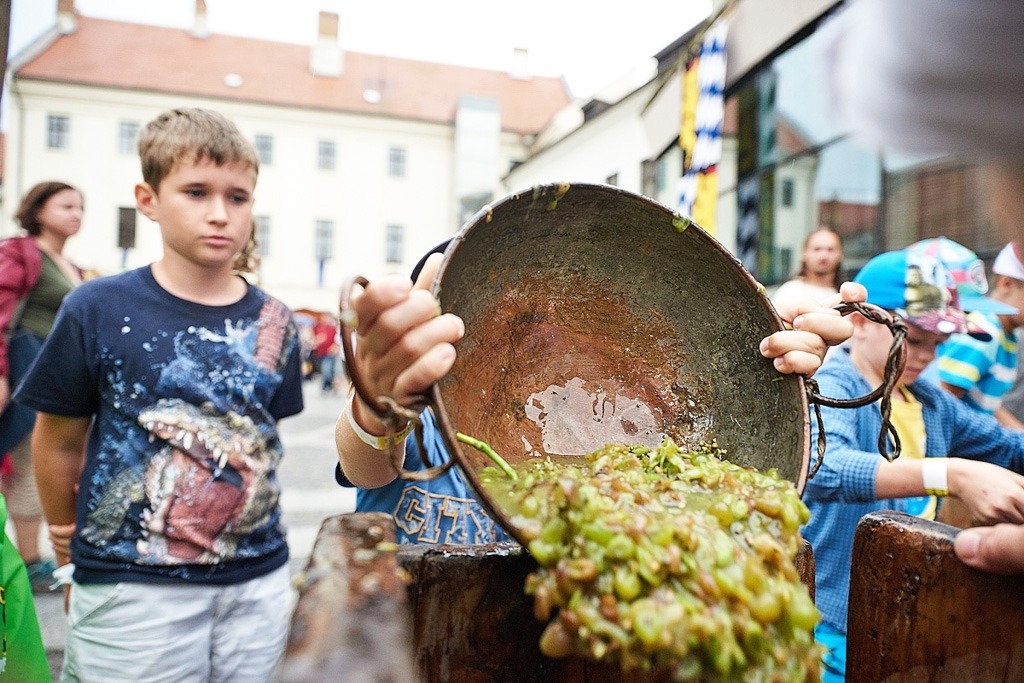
[281,512,416,683]
[847,510,1024,681]
[286,514,816,682]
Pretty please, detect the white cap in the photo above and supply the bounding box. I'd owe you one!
[992,243,1024,281]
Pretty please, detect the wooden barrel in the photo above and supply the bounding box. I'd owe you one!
[848,510,1024,680]
[282,512,816,682]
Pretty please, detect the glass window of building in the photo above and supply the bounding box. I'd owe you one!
[318,140,336,171]
[723,13,997,284]
[119,121,139,155]
[47,114,70,149]
[388,147,406,177]
[255,135,273,165]
[386,224,404,264]
[315,220,334,260]
[117,207,136,249]
[254,215,271,256]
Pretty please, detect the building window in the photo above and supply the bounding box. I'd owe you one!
[318,140,336,170]
[119,121,139,155]
[47,114,70,149]
[315,220,334,260]
[386,224,404,264]
[254,215,271,256]
[605,173,619,186]
[388,147,406,177]
[117,207,137,249]
[254,135,273,165]
[780,178,795,207]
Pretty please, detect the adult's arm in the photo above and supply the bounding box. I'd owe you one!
[994,405,1024,431]
[0,238,34,404]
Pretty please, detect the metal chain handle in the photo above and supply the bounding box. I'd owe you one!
[338,276,456,482]
[805,301,908,478]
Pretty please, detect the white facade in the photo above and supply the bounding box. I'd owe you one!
[3,78,537,311]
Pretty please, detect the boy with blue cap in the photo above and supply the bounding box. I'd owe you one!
[801,248,1024,682]
[909,238,1024,429]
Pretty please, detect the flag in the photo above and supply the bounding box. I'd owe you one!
[678,21,727,236]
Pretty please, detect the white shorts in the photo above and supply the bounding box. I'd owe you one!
[61,564,292,682]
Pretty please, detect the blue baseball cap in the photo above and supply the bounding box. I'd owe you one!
[854,250,989,339]
[907,237,1018,315]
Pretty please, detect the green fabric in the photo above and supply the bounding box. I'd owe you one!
[0,495,51,681]
[18,254,74,340]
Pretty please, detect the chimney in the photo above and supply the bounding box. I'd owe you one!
[310,12,343,78]
[510,47,530,80]
[56,0,78,35]
[191,0,209,39]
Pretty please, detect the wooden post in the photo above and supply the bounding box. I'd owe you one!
[848,510,1024,680]
[281,512,416,683]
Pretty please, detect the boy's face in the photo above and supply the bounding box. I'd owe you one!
[135,156,256,272]
[856,316,949,386]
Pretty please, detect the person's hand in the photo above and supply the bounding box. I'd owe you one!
[955,523,1024,575]
[760,281,867,375]
[347,253,464,429]
[0,376,9,414]
[48,522,75,567]
[947,458,1024,525]
[48,521,75,612]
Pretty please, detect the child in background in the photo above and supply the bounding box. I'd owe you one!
[919,240,1024,429]
[801,249,1024,681]
[15,108,304,682]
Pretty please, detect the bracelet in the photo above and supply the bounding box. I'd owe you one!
[921,458,949,497]
[344,389,414,451]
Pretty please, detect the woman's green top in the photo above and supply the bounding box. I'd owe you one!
[18,253,76,338]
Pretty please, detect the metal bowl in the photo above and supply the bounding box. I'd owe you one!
[428,183,810,540]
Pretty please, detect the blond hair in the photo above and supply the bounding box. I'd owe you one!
[139,108,261,274]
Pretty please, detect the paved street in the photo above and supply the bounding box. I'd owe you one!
[32,379,356,675]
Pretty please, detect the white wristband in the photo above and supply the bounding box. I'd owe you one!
[344,388,413,451]
[51,562,76,589]
[921,458,949,497]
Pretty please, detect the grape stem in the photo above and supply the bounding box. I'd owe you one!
[457,432,518,480]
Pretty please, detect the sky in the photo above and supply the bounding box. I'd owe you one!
[8,0,712,101]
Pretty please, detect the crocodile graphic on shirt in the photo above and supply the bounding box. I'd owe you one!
[80,398,275,563]
[131,398,279,564]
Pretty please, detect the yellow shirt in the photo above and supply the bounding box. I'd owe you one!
[887,387,937,520]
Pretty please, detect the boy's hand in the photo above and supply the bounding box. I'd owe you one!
[348,253,464,426]
[947,458,1024,526]
[0,376,9,413]
[760,282,867,375]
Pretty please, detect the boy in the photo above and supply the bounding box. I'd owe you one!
[911,239,1024,429]
[335,240,869,544]
[15,108,304,681]
[801,249,1024,681]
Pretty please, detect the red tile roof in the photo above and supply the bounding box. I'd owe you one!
[16,17,571,135]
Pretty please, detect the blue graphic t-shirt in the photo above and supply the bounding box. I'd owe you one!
[335,409,511,545]
[15,267,304,585]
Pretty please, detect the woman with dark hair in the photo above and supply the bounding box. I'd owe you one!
[772,227,844,307]
[0,180,84,591]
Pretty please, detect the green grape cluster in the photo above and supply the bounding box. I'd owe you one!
[480,439,824,682]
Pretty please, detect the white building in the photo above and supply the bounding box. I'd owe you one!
[3,1,570,310]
